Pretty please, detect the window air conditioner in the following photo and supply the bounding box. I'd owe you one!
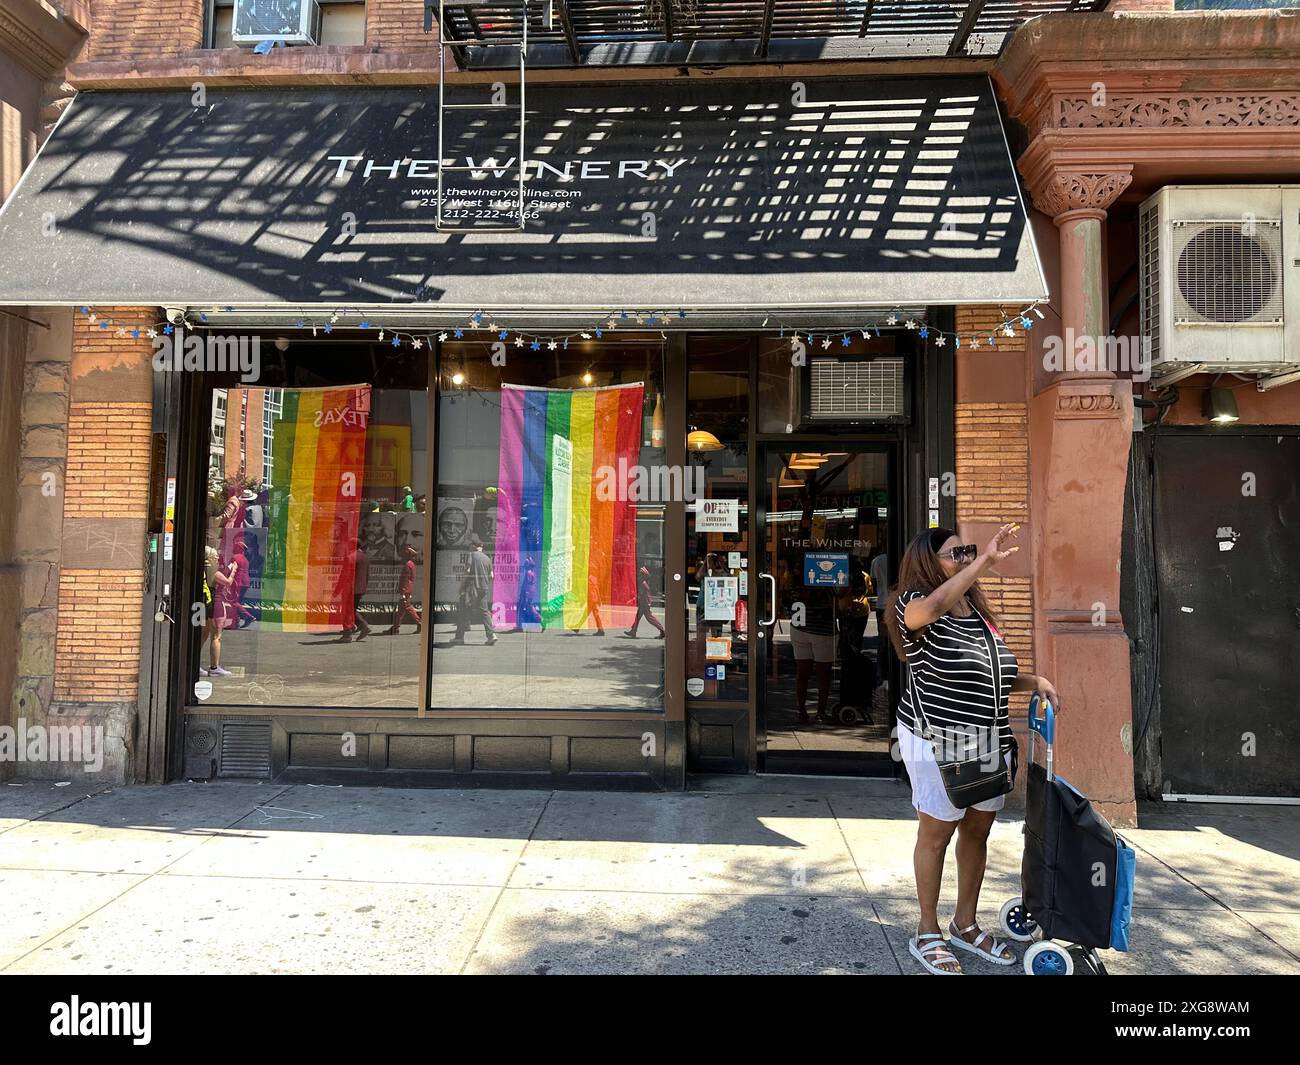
[231,0,323,45]
[1139,185,1299,378]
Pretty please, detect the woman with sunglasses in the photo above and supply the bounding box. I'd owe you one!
[885,524,1061,975]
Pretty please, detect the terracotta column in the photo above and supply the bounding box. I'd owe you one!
[1035,168,1133,377]
[1024,165,1137,826]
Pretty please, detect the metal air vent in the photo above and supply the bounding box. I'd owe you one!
[807,358,906,421]
[219,721,273,778]
[1173,221,1283,325]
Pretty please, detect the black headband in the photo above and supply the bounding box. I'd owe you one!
[927,528,956,554]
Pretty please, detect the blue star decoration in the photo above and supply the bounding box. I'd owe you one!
[919,327,929,339]
[530,340,541,351]
[453,328,464,339]
[295,319,306,329]
[620,310,630,320]
[678,309,687,319]
[198,313,208,322]
[646,315,659,325]
[1021,316,1033,329]
[163,324,173,335]
[391,336,401,347]
[472,312,484,325]
[132,328,140,338]
[360,321,371,330]
[79,306,89,316]
[841,335,852,347]
[498,330,509,341]
[323,323,333,334]
[595,328,603,338]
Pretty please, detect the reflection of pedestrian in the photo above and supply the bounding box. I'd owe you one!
[453,534,495,644]
[571,569,605,636]
[209,554,238,678]
[340,541,371,642]
[400,485,416,512]
[388,545,423,634]
[624,565,665,638]
[513,561,543,632]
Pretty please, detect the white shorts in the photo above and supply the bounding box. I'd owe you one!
[897,722,1006,822]
[790,627,835,663]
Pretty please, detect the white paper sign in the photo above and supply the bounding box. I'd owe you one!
[703,576,739,620]
[687,677,705,697]
[696,498,739,533]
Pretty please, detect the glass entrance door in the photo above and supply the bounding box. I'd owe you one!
[756,445,896,775]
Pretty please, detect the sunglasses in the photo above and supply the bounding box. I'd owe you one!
[937,544,978,563]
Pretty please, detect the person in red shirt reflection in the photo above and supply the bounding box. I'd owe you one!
[387,544,422,635]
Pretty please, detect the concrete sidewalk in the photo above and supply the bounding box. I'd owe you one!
[1,777,1296,975]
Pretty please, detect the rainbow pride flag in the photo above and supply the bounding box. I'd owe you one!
[492,382,643,630]
[260,386,371,631]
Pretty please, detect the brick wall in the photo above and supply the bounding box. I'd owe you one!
[53,570,146,700]
[84,0,204,62]
[954,306,1035,682]
[367,0,437,48]
[52,310,155,707]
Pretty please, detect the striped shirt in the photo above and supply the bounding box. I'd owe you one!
[894,589,1016,750]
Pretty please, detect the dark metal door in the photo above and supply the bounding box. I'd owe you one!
[1154,432,1300,798]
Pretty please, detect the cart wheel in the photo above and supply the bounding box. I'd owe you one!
[999,897,1038,942]
[1024,941,1074,976]
[838,704,866,725]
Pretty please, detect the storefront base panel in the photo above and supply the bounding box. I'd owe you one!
[686,707,750,775]
[182,714,676,790]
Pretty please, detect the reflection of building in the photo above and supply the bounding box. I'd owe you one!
[1,4,1298,818]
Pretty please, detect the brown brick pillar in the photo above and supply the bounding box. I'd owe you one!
[954,306,1036,752]
[44,307,156,781]
[367,0,438,49]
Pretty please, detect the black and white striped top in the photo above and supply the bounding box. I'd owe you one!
[894,589,1016,749]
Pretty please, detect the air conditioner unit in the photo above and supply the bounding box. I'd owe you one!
[231,0,322,45]
[1139,185,1299,378]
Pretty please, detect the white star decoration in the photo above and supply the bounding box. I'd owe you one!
[821,338,832,349]
[146,329,157,339]
[935,335,946,347]
[970,338,980,349]
[547,341,558,350]
[413,339,423,349]
[886,315,898,326]
[904,319,917,330]
[1003,325,1015,337]
[438,332,448,342]
[515,336,525,347]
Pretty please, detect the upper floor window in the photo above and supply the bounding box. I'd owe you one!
[207,0,366,49]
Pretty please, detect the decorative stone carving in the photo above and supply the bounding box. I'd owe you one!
[1056,387,1124,420]
[1050,93,1300,131]
[1030,168,1133,221]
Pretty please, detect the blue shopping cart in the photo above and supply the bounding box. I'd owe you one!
[999,695,1136,975]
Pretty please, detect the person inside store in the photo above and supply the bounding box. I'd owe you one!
[453,533,495,645]
[339,532,371,643]
[790,582,837,726]
[886,524,1061,975]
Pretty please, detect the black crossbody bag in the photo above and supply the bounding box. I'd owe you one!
[908,610,1018,809]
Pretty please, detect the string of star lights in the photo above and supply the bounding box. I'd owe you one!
[76,302,1048,350]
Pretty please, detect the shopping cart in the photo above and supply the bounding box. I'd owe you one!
[999,694,1136,975]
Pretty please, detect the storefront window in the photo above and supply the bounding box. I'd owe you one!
[199,342,426,707]
[686,337,750,702]
[431,338,666,710]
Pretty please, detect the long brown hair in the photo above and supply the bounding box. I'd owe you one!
[884,528,998,658]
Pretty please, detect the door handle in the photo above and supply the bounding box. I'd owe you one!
[760,573,776,626]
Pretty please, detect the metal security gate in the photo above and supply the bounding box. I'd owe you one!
[1154,432,1300,801]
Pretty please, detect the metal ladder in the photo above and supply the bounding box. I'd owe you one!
[430,1,530,232]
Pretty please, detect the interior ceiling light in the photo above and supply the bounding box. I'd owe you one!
[687,429,724,452]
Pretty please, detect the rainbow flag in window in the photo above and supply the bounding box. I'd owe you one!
[492,382,644,630]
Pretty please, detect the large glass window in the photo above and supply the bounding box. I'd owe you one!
[199,341,426,707]
[431,338,666,709]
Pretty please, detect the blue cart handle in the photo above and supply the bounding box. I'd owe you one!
[1027,693,1055,744]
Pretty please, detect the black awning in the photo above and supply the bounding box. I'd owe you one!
[0,77,1046,317]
